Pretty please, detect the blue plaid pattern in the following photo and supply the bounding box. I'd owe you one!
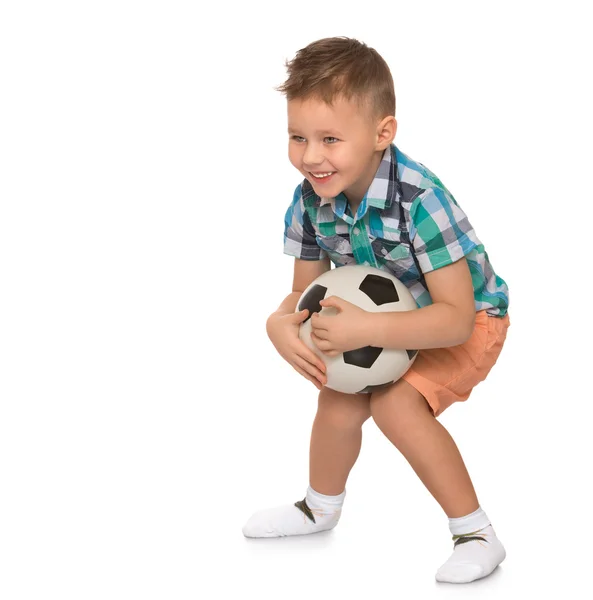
[283,143,509,317]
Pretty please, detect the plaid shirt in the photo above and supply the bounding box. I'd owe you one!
[283,143,509,317]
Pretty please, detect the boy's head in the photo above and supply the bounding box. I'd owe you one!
[276,37,397,206]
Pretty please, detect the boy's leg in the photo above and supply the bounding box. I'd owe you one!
[309,386,371,495]
[369,379,505,583]
[242,387,371,538]
[370,379,478,517]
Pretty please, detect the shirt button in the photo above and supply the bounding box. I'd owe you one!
[353,227,360,235]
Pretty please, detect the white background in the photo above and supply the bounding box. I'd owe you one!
[1,1,591,598]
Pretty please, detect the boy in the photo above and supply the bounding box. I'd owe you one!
[242,37,510,585]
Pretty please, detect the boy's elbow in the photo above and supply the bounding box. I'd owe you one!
[458,312,476,344]
[445,303,475,346]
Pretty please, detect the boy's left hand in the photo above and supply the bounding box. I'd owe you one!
[310,296,373,356]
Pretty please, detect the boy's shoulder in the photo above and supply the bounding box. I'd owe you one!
[394,145,458,204]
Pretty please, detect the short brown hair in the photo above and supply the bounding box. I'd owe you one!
[275,37,396,122]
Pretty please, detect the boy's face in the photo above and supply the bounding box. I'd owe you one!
[287,95,396,207]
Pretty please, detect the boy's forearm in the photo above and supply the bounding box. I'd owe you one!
[368,302,474,350]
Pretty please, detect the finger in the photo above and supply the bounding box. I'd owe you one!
[293,364,322,390]
[294,346,327,379]
[311,312,329,330]
[292,361,326,389]
[310,326,329,340]
[294,340,327,374]
[292,308,309,322]
[319,295,344,312]
[310,332,334,354]
[294,354,327,384]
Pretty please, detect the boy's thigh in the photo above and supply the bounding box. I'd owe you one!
[317,386,372,425]
[370,378,434,418]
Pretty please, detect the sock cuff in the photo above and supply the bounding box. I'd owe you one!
[306,485,346,506]
[448,506,490,536]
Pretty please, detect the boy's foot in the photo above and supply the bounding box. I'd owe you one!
[435,511,506,584]
[242,485,345,538]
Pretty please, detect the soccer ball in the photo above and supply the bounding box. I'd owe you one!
[297,265,419,394]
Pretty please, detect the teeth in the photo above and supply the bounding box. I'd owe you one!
[311,172,334,178]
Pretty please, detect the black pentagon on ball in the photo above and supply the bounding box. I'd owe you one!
[407,349,418,360]
[343,345,383,369]
[297,284,328,323]
[359,274,400,306]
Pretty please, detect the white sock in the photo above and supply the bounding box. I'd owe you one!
[435,507,506,583]
[242,486,346,538]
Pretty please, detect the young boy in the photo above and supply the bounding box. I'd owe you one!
[242,37,510,585]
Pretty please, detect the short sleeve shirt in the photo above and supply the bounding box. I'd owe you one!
[283,143,509,317]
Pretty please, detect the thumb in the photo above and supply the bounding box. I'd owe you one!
[294,308,309,321]
[319,296,344,312]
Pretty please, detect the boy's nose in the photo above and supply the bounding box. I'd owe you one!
[303,143,324,168]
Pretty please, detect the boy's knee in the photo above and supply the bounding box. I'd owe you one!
[317,387,371,429]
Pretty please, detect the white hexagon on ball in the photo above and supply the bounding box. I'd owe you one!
[297,265,419,394]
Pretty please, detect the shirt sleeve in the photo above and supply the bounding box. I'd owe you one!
[409,187,481,273]
[283,183,326,260]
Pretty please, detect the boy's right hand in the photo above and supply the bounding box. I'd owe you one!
[266,309,327,390]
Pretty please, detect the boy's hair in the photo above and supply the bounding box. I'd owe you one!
[275,37,395,123]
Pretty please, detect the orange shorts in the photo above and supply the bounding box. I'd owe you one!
[401,310,510,418]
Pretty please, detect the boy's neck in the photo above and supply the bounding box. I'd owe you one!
[343,147,386,218]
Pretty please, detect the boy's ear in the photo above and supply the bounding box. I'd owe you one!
[375,116,397,150]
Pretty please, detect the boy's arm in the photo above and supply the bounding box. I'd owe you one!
[269,257,331,317]
[368,257,476,350]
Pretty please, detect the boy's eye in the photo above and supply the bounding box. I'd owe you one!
[290,135,339,144]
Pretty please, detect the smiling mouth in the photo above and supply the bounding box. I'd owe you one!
[309,171,336,181]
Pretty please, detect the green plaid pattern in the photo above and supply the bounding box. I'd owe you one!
[283,143,509,317]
